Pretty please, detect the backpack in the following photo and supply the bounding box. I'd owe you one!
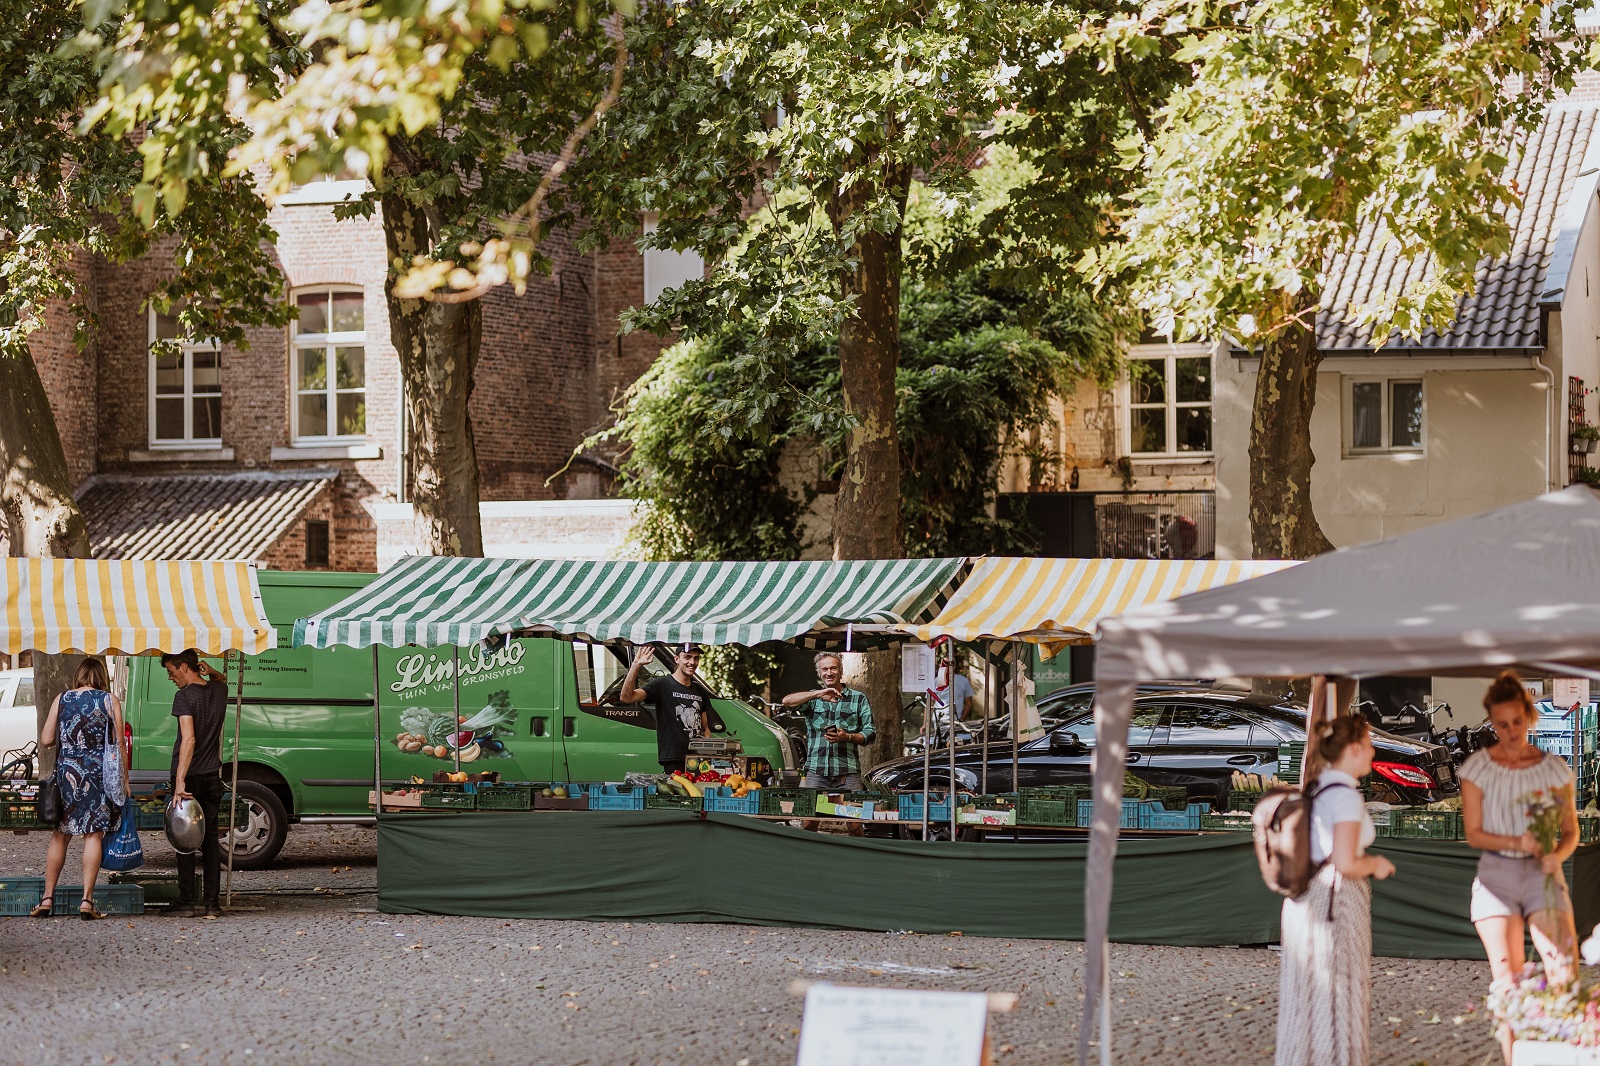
[1250,780,1355,898]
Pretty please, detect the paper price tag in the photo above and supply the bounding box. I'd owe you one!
[1552,678,1591,710]
[900,643,936,693]
[796,984,989,1066]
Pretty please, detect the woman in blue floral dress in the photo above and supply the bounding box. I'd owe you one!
[33,657,127,919]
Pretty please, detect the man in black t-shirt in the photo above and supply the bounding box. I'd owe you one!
[619,643,711,775]
[161,648,229,918]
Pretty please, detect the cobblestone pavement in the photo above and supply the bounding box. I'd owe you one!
[0,827,1501,1066]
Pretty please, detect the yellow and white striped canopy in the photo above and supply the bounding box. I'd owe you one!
[0,559,277,656]
[905,557,1295,651]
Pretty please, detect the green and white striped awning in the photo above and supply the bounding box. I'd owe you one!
[292,556,968,650]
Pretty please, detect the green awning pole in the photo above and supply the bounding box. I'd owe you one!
[947,641,957,842]
[372,648,383,815]
[452,647,461,775]
[225,651,244,908]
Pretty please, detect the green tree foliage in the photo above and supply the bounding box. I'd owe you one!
[86,0,633,555]
[606,174,1117,563]
[1069,0,1596,556]
[1,1,287,560]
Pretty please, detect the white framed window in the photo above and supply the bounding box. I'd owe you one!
[641,214,705,305]
[1126,344,1213,456]
[1344,378,1424,454]
[148,306,222,447]
[291,288,367,442]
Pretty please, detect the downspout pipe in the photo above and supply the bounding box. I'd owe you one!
[1533,353,1557,493]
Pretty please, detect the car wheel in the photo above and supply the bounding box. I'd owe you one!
[225,780,288,871]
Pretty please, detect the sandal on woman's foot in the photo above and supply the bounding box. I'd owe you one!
[29,896,52,918]
[78,899,105,921]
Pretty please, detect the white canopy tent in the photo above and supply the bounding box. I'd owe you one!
[1080,486,1600,1064]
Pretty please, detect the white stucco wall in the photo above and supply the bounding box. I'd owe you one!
[1215,358,1550,557]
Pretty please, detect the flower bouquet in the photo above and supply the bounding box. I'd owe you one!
[1490,965,1600,1048]
[1525,784,1574,915]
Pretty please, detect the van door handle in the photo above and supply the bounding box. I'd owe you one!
[563,717,576,738]
[1227,754,1259,766]
[530,716,548,737]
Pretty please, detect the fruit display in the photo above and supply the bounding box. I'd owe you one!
[394,690,517,762]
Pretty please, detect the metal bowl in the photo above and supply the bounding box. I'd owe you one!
[164,796,206,855]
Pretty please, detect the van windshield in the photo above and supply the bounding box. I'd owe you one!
[573,644,719,706]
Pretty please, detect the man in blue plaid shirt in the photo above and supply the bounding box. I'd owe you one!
[781,651,875,789]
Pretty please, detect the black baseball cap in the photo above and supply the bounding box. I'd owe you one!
[675,642,703,655]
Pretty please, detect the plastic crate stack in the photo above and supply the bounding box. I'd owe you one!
[1533,701,1599,806]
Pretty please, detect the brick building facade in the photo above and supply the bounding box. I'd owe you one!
[22,180,679,572]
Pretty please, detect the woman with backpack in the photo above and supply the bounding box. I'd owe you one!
[1461,671,1578,1064]
[1275,714,1396,1066]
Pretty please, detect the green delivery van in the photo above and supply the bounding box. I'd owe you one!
[125,570,798,868]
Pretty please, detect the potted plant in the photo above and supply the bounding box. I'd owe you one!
[1572,423,1600,454]
[1575,466,1600,487]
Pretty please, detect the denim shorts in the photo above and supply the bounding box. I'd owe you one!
[1471,852,1573,922]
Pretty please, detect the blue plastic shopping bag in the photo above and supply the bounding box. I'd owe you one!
[102,799,143,872]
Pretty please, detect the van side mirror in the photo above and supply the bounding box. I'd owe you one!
[1049,729,1087,754]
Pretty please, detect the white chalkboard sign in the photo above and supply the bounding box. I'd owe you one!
[796,984,989,1066]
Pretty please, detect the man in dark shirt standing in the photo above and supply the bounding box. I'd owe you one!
[161,649,228,918]
[619,643,711,775]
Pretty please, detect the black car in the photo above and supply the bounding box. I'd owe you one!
[868,687,1458,808]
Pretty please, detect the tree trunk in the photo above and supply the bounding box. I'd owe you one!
[829,163,910,770]
[0,348,92,771]
[382,186,485,557]
[1248,292,1336,560]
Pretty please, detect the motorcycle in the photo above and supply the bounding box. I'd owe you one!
[1355,698,1492,766]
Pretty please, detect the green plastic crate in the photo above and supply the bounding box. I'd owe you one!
[1017,794,1075,827]
[1139,785,1189,811]
[757,788,817,818]
[1384,808,1462,839]
[1277,742,1306,784]
[474,785,533,811]
[0,797,48,830]
[54,884,143,915]
[1200,813,1254,832]
[421,789,477,810]
[644,792,701,812]
[1227,792,1264,812]
[0,876,44,915]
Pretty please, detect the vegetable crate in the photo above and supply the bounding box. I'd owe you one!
[0,796,47,830]
[0,876,44,915]
[1017,792,1079,828]
[758,788,817,818]
[53,884,143,915]
[1136,785,1190,811]
[700,786,761,815]
[958,795,1019,826]
[1226,792,1263,813]
[1199,813,1254,832]
[1382,808,1462,839]
[1077,798,1205,830]
[644,792,701,812]
[896,792,953,823]
[587,784,647,811]
[421,789,477,810]
[533,783,590,811]
[1277,742,1306,784]
[474,785,533,811]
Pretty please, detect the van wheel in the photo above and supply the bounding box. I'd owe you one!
[226,781,288,870]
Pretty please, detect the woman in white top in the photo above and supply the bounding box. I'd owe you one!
[1461,671,1579,1064]
[1276,715,1396,1066]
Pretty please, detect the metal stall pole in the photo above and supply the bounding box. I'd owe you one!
[947,642,958,841]
[225,650,246,907]
[1010,646,1020,796]
[371,648,384,815]
[980,655,992,795]
[452,648,461,774]
[920,673,933,841]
